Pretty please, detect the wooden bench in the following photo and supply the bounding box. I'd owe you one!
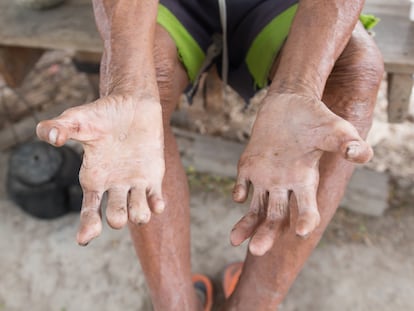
[366,0,414,122]
[0,0,412,123]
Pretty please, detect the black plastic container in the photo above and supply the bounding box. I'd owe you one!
[6,141,82,219]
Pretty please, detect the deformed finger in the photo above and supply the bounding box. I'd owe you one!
[106,187,128,229]
[248,189,289,256]
[147,184,165,214]
[77,190,104,246]
[317,119,373,164]
[232,176,250,203]
[230,211,260,247]
[128,186,151,225]
[230,188,266,246]
[343,140,373,164]
[36,110,84,146]
[294,186,320,238]
[249,219,280,256]
[267,189,289,220]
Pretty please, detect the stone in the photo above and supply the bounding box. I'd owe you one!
[341,167,390,216]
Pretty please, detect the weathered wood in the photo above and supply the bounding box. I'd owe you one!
[0,46,44,87]
[387,73,413,123]
[368,8,414,74]
[365,1,414,123]
[340,167,389,217]
[0,0,102,53]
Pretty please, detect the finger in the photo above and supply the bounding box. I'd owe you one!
[232,176,250,203]
[249,220,280,256]
[230,211,260,247]
[267,189,289,220]
[343,140,373,164]
[230,189,266,246]
[248,190,289,256]
[106,187,128,229]
[294,186,320,238]
[128,186,151,225]
[36,114,80,147]
[318,119,373,163]
[147,184,165,214]
[77,190,103,246]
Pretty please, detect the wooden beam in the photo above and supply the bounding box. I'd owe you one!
[387,73,413,123]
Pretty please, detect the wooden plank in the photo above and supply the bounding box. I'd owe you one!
[387,73,413,123]
[376,15,414,73]
[0,46,44,87]
[0,0,102,53]
[364,4,414,73]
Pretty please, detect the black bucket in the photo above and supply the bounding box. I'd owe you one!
[6,141,82,219]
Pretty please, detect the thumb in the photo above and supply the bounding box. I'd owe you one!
[318,119,373,164]
[342,140,373,164]
[36,111,81,147]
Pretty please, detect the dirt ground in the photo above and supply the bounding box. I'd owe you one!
[0,52,413,311]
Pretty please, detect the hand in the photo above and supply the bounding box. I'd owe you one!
[231,93,372,256]
[36,94,165,245]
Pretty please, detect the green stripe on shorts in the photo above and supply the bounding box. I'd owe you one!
[246,4,298,89]
[157,4,205,82]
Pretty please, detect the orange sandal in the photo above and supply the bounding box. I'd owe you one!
[192,274,214,311]
[222,262,243,298]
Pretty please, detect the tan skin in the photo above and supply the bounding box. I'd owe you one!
[36,0,383,310]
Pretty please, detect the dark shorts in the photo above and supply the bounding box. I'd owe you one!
[157,0,299,101]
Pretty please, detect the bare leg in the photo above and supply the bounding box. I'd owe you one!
[127,26,202,311]
[224,24,384,310]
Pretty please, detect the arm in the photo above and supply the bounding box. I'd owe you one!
[231,0,373,256]
[37,0,167,246]
[92,0,159,97]
[270,0,364,97]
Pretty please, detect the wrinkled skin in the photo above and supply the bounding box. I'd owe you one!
[231,93,372,256]
[37,95,165,245]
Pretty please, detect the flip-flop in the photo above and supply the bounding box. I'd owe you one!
[222,262,243,299]
[193,274,214,311]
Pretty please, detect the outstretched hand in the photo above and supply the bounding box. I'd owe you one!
[231,93,372,256]
[36,94,165,246]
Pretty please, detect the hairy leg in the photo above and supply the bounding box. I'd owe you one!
[126,26,203,311]
[224,23,384,310]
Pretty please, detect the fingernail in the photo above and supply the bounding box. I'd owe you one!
[49,127,58,144]
[296,232,310,240]
[153,201,165,214]
[346,143,360,157]
[79,241,89,247]
[139,212,151,223]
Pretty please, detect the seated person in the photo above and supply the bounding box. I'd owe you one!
[36,0,383,310]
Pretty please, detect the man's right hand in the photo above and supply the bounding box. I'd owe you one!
[36,94,166,246]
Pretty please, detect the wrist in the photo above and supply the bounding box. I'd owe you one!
[268,76,323,99]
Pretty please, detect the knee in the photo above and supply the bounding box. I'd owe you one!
[336,25,384,92]
[154,44,176,111]
[326,27,384,129]
[153,26,188,121]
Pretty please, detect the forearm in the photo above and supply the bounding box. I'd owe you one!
[92,0,159,98]
[270,0,364,98]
